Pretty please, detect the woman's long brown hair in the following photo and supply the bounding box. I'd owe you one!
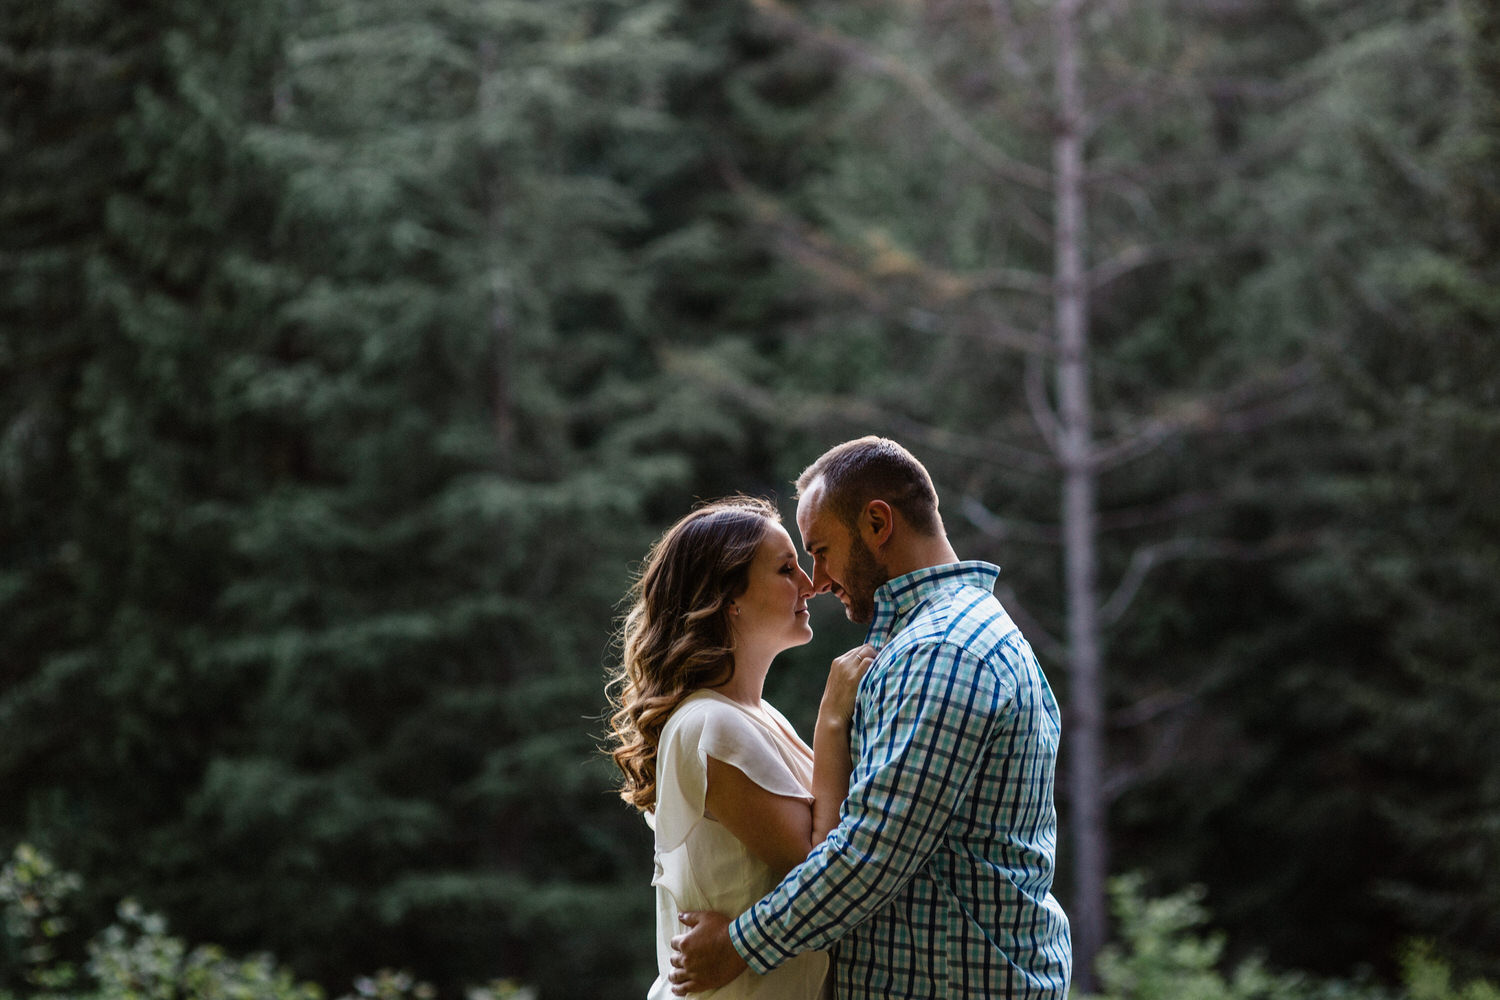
[605,497,779,812]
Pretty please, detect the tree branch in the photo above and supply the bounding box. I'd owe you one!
[1024,349,1061,453]
[719,160,1054,352]
[1090,359,1320,470]
[964,265,1054,297]
[1096,491,1221,532]
[996,582,1067,664]
[1111,688,1194,729]
[960,494,1060,545]
[911,309,1050,357]
[662,349,1058,475]
[748,0,1053,192]
[985,0,1042,80]
[1098,537,1230,627]
[1099,531,1316,628]
[1086,242,1218,291]
[1103,709,1188,802]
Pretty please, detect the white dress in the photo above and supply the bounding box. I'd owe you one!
[646,689,830,1000]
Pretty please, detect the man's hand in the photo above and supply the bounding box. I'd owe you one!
[668,910,747,995]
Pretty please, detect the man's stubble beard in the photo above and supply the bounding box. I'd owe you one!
[843,534,890,625]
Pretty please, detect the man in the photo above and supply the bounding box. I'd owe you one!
[668,436,1072,998]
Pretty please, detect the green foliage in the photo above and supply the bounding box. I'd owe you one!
[1112,0,1500,978]
[5,0,1500,992]
[1,0,716,995]
[84,900,323,1000]
[0,844,83,991]
[0,845,539,1000]
[1082,875,1498,1000]
[1402,944,1500,1000]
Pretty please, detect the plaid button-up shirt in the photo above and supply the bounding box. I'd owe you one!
[729,561,1072,998]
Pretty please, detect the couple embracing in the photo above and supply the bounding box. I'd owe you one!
[605,437,1072,999]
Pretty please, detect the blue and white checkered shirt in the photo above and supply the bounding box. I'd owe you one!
[728,561,1072,998]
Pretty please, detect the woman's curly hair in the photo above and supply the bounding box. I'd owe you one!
[605,496,780,812]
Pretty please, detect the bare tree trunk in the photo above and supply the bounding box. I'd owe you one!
[1052,0,1107,989]
[734,2,1313,982]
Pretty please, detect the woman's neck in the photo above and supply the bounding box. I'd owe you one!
[712,651,770,707]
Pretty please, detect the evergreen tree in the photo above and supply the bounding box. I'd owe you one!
[1117,0,1500,978]
[655,0,1320,981]
[0,0,736,995]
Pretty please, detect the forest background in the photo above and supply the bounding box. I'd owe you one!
[2,0,1497,997]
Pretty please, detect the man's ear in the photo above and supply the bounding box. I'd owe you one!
[863,500,895,549]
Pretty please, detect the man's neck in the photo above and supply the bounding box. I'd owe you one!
[884,536,960,580]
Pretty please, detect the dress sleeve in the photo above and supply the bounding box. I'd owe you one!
[654,697,813,852]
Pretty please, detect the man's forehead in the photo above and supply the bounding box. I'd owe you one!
[796,482,831,547]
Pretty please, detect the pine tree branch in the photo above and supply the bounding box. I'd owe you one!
[1089,359,1320,470]
[1098,536,1233,627]
[1086,242,1218,290]
[718,160,1053,353]
[985,0,1043,80]
[910,309,1051,358]
[1096,491,1220,531]
[662,346,1058,474]
[1111,688,1195,729]
[965,265,1054,297]
[1024,349,1062,453]
[959,495,1061,545]
[1103,709,1189,802]
[1099,531,1316,628]
[996,582,1067,664]
[747,0,1053,192]
[856,410,1058,476]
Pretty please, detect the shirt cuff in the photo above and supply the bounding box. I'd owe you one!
[728,906,792,976]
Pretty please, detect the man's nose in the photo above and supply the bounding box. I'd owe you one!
[809,562,832,595]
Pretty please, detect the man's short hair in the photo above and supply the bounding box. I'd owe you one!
[795,436,942,536]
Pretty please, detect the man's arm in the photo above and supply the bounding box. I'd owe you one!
[730,641,1006,972]
[667,644,875,993]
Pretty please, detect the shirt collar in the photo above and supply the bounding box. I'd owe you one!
[864,560,1001,649]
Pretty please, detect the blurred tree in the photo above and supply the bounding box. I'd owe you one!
[663,0,1320,983]
[0,0,741,996]
[1115,0,1500,980]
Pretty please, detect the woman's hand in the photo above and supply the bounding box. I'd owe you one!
[821,643,876,722]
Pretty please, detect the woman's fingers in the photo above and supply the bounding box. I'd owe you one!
[823,644,877,719]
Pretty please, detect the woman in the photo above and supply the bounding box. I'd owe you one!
[606,497,873,999]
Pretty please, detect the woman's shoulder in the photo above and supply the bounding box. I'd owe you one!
[660,689,739,746]
[663,689,791,755]
[662,688,724,729]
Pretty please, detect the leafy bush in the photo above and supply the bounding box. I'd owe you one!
[1,845,535,1000]
[1,843,83,992]
[1081,874,1497,1000]
[8,846,1491,1000]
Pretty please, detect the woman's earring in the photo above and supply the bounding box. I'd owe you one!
[730,603,739,616]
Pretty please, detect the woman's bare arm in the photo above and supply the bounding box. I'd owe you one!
[705,645,875,877]
[705,756,813,879]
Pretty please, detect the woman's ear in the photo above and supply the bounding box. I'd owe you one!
[863,500,895,549]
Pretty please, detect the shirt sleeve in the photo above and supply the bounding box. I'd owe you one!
[727,640,1011,972]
